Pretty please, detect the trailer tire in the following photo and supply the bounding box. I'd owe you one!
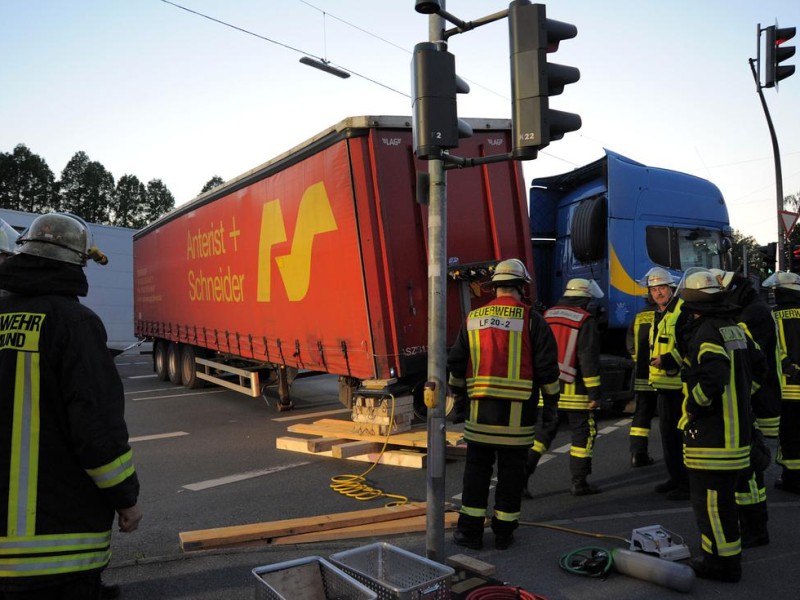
[167,342,183,385]
[180,345,206,389]
[572,196,607,262]
[154,341,169,381]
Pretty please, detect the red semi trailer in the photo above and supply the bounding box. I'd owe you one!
[133,115,533,412]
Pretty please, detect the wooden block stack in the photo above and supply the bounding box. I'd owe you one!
[350,394,414,436]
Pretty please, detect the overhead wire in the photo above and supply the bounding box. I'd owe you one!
[159,0,408,96]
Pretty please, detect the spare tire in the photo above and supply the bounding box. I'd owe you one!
[572,196,607,262]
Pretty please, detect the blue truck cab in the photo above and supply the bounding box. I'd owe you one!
[529,150,732,410]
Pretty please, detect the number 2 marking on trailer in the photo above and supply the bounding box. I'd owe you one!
[256,181,338,302]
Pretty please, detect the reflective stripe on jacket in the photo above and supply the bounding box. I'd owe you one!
[465,298,534,401]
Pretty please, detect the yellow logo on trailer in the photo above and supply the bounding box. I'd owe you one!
[256,181,338,302]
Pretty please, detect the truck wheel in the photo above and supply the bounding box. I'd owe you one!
[572,196,607,261]
[180,345,206,389]
[154,341,169,381]
[167,343,183,385]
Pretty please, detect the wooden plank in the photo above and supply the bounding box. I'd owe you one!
[276,438,426,468]
[288,419,463,448]
[271,512,459,545]
[446,554,496,576]
[179,502,428,551]
[307,437,348,452]
[332,441,383,459]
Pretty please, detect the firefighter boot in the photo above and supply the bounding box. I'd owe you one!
[570,477,601,497]
[522,450,541,499]
[453,514,484,550]
[631,453,655,468]
[689,553,741,583]
[739,503,770,549]
[491,516,517,551]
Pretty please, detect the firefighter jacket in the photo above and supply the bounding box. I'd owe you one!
[627,303,656,392]
[649,296,687,391]
[0,253,139,588]
[772,289,800,401]
[728,278,782,437]
[448,295,560,447]
[680,304,766,472]
[543,296,602,410]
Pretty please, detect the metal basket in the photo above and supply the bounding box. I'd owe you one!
[252,556,377,600]
[329,543,454,600]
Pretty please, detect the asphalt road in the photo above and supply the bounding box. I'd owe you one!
[107,353,800,599]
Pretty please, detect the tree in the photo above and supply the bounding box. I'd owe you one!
[201,175,225,195]
[114,174,147,229]
[144,179,175,225]
[58,151,115,224]
[0,144,57,213]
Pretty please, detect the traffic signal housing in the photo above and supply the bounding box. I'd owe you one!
[757,242,777,274]
[791,245,800,274]
[764,25,796,88]
[508,0,581,159]
[411,42,472,160]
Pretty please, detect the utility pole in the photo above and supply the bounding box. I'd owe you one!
[423,3,448,565]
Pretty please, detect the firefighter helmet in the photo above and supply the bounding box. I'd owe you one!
[0,218,19,256]
[762,271,800,292]
[639,267,678,288]
[677,267,723,302]
[16,213,91,266]
[563,278,604,298]
[491,258,532,285]
[709,268,735,289]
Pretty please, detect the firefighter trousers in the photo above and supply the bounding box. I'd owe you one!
[657,389,688,486]
[629,390,657,455]
[688,469,742,563]
[458,443,526,538]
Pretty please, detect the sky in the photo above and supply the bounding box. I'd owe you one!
[1,0,799,245]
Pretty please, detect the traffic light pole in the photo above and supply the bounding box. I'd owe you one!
[425,5,447,565]
[749,57,786,270]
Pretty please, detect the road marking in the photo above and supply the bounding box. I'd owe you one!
[272,408,350,422]
[130,390,228,402]
[130,431,189,443]
[183,462,310,491]
[129,374,159,379]
[126,386,187,394]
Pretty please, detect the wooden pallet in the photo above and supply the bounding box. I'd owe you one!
[277,418,466,468]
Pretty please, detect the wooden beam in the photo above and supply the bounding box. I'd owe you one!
[180,502,429,551]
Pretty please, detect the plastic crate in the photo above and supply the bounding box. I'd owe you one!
[329,543,454,600]
[252,556,377,600]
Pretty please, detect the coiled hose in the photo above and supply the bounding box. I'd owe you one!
[329,393,409,507]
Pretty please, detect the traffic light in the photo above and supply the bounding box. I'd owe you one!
[411,42,473,160]
[764,24,796,88]
[792,245,800,274]
[757,242,777,273]
[508,0,581,160]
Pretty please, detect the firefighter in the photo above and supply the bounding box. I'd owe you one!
[762,271,800,495]
[448,258,560,550]
[0,213,142,598]
[525,278,604,497]
[677,268,765,583]
[627,293,658,468]
[643,266,691,500]
[713,269,779,548]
